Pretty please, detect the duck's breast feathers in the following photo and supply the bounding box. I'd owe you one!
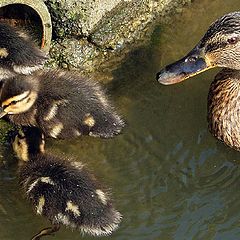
[207,68,240,151]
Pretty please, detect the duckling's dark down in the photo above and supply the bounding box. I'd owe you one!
[0,23,47,78]
[156,12,240,151]
[13,127,122,239]
[0,70,124,139]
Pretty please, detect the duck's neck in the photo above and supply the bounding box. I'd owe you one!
[208,68,240,150]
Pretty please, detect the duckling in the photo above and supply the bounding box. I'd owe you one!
[0,69,124,139]
[0,23,47,79]
[157,12,240,151]
[12,127,122,239]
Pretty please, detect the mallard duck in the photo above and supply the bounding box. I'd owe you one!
[0,69,124,139]
[0,23,47,78]
[156,12,240,151]
[12,127,122,240]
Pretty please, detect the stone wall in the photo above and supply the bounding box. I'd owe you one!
[45,0,192,80]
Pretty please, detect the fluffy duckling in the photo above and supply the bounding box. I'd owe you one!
[157,12,240,150]
[0,23,47,79]
[0,70,124,139]
[12,127,122,239]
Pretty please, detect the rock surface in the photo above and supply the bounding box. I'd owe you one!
[45,0,192,80]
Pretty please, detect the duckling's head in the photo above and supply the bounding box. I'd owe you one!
[12,127,45,162]
[0,23,47,78]
[0,75,39,117]
[157,12,240,84]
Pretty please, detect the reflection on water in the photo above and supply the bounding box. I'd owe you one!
[1,0,240,239]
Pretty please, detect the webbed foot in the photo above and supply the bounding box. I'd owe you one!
[31,224,60,240]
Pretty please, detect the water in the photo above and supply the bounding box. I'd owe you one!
[1,0,240,239]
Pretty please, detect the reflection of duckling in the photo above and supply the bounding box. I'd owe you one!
[13,127,122,239]
[157,12,240,151]
[0,70,124,139]
[0,23,47,79]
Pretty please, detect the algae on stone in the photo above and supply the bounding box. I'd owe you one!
[0,121,14,144]
[45,0,192,80]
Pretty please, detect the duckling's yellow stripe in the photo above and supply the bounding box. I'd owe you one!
[0,48,8,58]
[65,201,81,217]
[49,123,64,138]
[2,91,30,107]
[96,189,108,205]
[83,113,95,127]
[36,196,45,215]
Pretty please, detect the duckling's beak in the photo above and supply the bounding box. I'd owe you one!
[0,110,7,118]
[156,45,212,85]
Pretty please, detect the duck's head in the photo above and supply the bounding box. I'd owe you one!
[157,12,240,85]
[0,75,39,117]
[0,23,47,78]
[12,127,45,162]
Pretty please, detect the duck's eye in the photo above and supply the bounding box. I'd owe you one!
[11,100,17,105]
[227,37,238,44]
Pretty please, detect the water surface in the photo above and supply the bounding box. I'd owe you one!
[1,0,240,239]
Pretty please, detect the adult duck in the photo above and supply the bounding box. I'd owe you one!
[157,12,240,151]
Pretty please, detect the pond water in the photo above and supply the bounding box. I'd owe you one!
[1,0,240,239]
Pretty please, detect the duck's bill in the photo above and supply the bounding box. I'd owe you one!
[156,46,213,85]
[0,111,8,118]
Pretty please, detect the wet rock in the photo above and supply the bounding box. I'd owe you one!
[44,0,122,38]
[45,0,192,80]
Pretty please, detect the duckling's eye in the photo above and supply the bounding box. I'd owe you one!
[18,133,25,139]
[11,100,17,105]
[227,37,239,45]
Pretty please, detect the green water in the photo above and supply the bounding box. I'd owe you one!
[1,0,240,239]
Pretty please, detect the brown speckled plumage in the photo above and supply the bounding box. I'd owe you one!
[208,69,240,150]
